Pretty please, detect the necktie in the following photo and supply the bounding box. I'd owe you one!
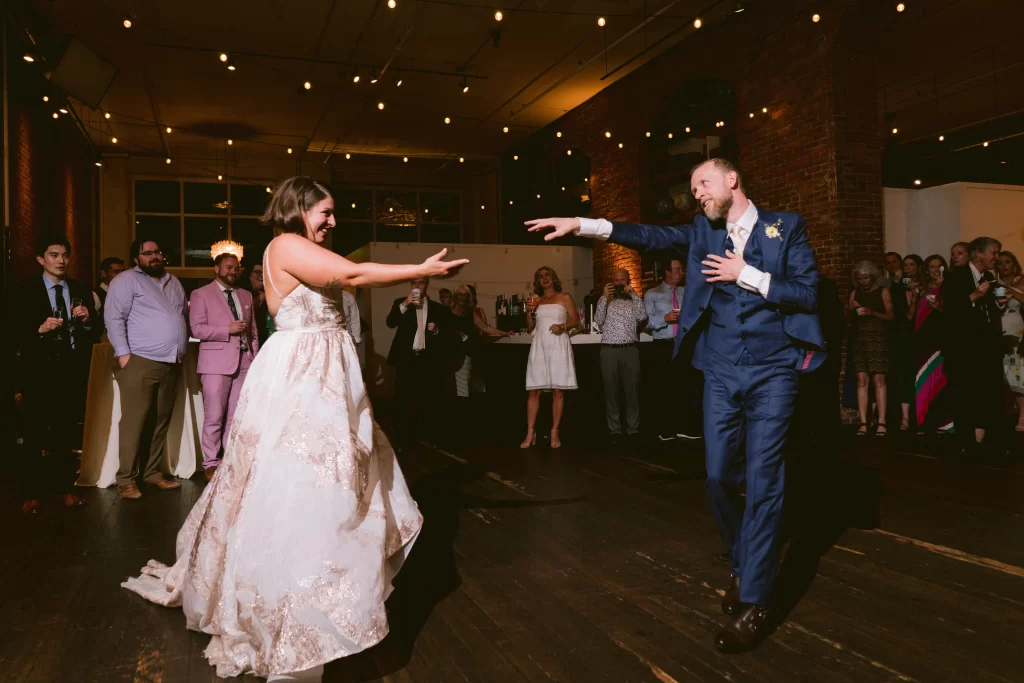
[52,283,72,348]
[671,286,679,336]
[224,289,248,351]
[723,229,736,256]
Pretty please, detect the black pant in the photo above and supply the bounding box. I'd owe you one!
[20,349,88,498]
[651,339,703,437]
[946,352,1003,446]
[394,352,449,446]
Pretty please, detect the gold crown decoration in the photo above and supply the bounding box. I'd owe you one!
[211,240,244,262]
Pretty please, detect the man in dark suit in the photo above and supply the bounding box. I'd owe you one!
[386,277,453,448]
[941,236,1004,451]
[528,158,824,652]
[13,235,99,513]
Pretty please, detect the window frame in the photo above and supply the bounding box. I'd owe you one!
[333,185,463,245]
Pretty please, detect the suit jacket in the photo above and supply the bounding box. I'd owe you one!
[385,296,451,368]
[607,209,825,371]
[13,276,98,390]
[189,281,259,375]
[940,265,1002,363]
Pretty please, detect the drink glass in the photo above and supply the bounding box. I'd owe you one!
[411,287,422,306]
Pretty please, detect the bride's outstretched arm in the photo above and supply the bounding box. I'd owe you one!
[274,234,468,288]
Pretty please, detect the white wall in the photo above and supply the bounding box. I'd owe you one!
[359,242,593,396]
[884,182,1024,261]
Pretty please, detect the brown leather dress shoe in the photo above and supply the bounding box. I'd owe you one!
[120,484,143,500]
[22,499,42,514]
[722,575,744,615]
[62,493,87,507]
[204,467,217,482]
[715,604,770,653]
[146,477,181,490]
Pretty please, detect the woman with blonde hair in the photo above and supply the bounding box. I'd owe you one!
[121,177,468,682]
[523,266,579,448]
[849,260,895,435]
[450,283,511,398]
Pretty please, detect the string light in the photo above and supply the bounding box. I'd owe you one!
[693,18,702,28]
[352,202,357,208]
[668,133,674,139]
[513,155,519,160]
[567,149,572,155]
[370,68,379,84]
[395,74,403,87]
[561,186,565,191]
[166,127,172,133]
[645,132,651,137]
[105,112,111,119]
[287,148,293,154]
[891,127,898,134]
[983,141,989,147]
[165,158,172,164]
[59,108,68,114]
[914,179,921,185]
[598,17,606,27]
[459,157,465,162]
[424,208,429,213]
[227,139,233,145]
[111,137,118,143]
[481,205,486,209]
[52,113,59,119]
[388,0,396,8]
[227,60,236,71]
[897,2,905,11]
[219,53,228,62]
[495,10,503,21]
[503,126,509,133]
[353,73,360,83]
[345,153,351,159]
[556,131,562,138]
[749,112,755,118]
[123,18,132,28]
[95,162,102,167]
[267,187,272,193]
[445,117,451,124]
[42,96,49,102]
[685,126,690,132]
[461,77,469,93]
[378,101,385,110]
[23,55,34,62]
[537,194,541,198]
[303,81,312,90]
[812,13,820,22]
[509,200,514,205]
[938,135,945,141]
[218,174,223,180]
[403,157,409,162]
[762,107,768,113]
[604,131,612,138]
[618,143,623,148]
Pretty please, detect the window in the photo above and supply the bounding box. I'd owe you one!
[133,179,271,268]
[330,186,461,256]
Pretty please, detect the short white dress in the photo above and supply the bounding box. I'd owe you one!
[525,304,578,391]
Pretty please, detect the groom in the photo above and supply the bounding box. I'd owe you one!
[527,158,824,652]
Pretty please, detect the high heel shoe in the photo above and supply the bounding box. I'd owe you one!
[520,430,537,449]
[550,429,562,449]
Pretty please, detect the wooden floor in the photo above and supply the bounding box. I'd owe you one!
[1,431,1022,683]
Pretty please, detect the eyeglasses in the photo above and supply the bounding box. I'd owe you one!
[252,272,264,280]
[140,250,164,257]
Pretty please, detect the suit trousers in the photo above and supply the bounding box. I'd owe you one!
[946,351,1003,445]
[600,345,641,435]
[394,352,445,446]
[115,355,181,486]
[703,345,799,606]
[200,351,253,469]
[20,348,88,498]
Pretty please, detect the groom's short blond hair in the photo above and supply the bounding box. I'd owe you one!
[691,158,744,192]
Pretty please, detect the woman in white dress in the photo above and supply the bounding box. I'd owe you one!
[523,266,580,449]
[121,177,468,682]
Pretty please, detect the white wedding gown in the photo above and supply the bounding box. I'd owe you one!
[122,258,422,679]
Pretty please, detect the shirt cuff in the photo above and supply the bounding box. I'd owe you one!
[738,266,771,298]
[399,303,408,314]
[111,343,130,358]
[577,217,613,241]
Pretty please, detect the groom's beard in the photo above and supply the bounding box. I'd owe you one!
[704,194,733,221]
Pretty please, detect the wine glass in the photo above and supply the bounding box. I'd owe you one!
[52,305,65,340]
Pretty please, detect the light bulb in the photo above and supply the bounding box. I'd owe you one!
[556,131,562,138]
[463,84,469,93]
[388,0,396,8]
[645,132,651,137]
[605,131,611,138]
[111,137,118,143]
[52,113,59,119]
[481,205,485,209]
[166,127,172,133]
[913,179,921,185]
[445,117,451,124]
[513,155,519,160]
[509,200,513,205]
[396,77,402,86]
[123,18,132,28]
[23,55,34,62]
[377,101,385,110]
[287,148,293,154]
[598,17,606,27]
[304,81,311,90]
[218,175,223,180]
[567,149,572,155]
[938,135,945,141]
[897,2,905,11]
[503,126,509,133]
[749,112,754,118]
[694,18,702,28]
[353,74,360,83]
[762,107,768,113]
[561,187,565,191]
[96,162,102,167]
[389,207,393,212]
[891,128,898,134]
[220,53,228,62]
[424,208,429,213]
[166,158,172,164]
[459,157,465,163]
[43,96,49,102]
[618,143,623,148]
[266,187,272,193]
[104,112,111,119]
[228,64,236,71]
[685,126,690,132]
[983,141,989,147]
[227,139,233,145]
[403,157,409,162]
[495,10,503,21]
[668,133,674,139]
[537,194,541,198]
[352,203,356,208]
[59,108,68,114]
[812,13,820,22]
[345,153,351,159]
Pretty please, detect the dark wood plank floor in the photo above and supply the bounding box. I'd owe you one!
[1,433,1022,683]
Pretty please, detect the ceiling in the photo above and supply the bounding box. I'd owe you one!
[24,0,733,169]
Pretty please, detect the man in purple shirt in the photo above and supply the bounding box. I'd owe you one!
[104,239,188,499]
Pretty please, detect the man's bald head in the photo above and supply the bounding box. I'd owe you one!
[612,269,631,285]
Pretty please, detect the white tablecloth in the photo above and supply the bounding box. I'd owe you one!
[77,342,205,487]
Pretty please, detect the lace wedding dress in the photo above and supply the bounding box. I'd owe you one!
[122,254,422,678]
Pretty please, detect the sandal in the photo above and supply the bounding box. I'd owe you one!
[875,423,888,436]
[856,423,868,436]
[900,417,910,432]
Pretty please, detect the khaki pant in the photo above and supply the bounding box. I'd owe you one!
[115,355,180,486]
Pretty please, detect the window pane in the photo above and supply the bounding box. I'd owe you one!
[231,183,270,216]
[334,188,373,221]
[184,182,228,214]
[420,192,460,223]
[184,217,228,267]
[376,190,417,225]
[420,224,461,244]
[333,221,374,256]
[376,224,417,243]
[135,215,182,266]
[232,218,274,269]
[135,180,180,213]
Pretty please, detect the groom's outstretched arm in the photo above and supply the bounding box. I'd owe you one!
[526,217,695,254]
[765,217,818,313]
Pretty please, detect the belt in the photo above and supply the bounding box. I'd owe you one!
[602,342,637,348]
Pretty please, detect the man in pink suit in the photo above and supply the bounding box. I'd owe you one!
[189,253,259,480]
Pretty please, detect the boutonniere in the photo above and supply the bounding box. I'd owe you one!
[764,218,784,240]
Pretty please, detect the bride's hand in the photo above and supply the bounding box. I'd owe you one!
[420,248,469,278]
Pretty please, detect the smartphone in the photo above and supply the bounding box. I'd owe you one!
[613,284,625,297]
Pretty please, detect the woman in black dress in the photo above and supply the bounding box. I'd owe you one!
[849,261,895,435]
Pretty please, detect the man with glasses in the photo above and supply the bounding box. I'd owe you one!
[104,239,188,499]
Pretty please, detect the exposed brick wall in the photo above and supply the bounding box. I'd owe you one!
[7,41,95,286]
[507,0,885,300]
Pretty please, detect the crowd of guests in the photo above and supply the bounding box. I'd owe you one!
[847,237,1024,450]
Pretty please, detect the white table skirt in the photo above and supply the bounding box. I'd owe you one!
[77,342,205,487]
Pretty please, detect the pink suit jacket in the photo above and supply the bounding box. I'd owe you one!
[189,281,259,375]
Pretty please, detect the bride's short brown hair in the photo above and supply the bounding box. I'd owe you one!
[262,176,332,236]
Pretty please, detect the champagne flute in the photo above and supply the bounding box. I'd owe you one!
[70,296,83,326]
[52,305,65,340]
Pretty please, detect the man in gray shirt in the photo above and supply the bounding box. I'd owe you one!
[104,238,188,499]
[595,268,648,443]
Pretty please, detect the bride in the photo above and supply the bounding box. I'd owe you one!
[122,176,468,681]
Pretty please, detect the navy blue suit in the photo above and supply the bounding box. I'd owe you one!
[609,209,824,604]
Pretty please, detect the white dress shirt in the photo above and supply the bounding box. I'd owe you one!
[577,200,772,298]
[399,298,429,351]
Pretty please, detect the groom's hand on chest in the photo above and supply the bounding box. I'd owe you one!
[702,250,747,283]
